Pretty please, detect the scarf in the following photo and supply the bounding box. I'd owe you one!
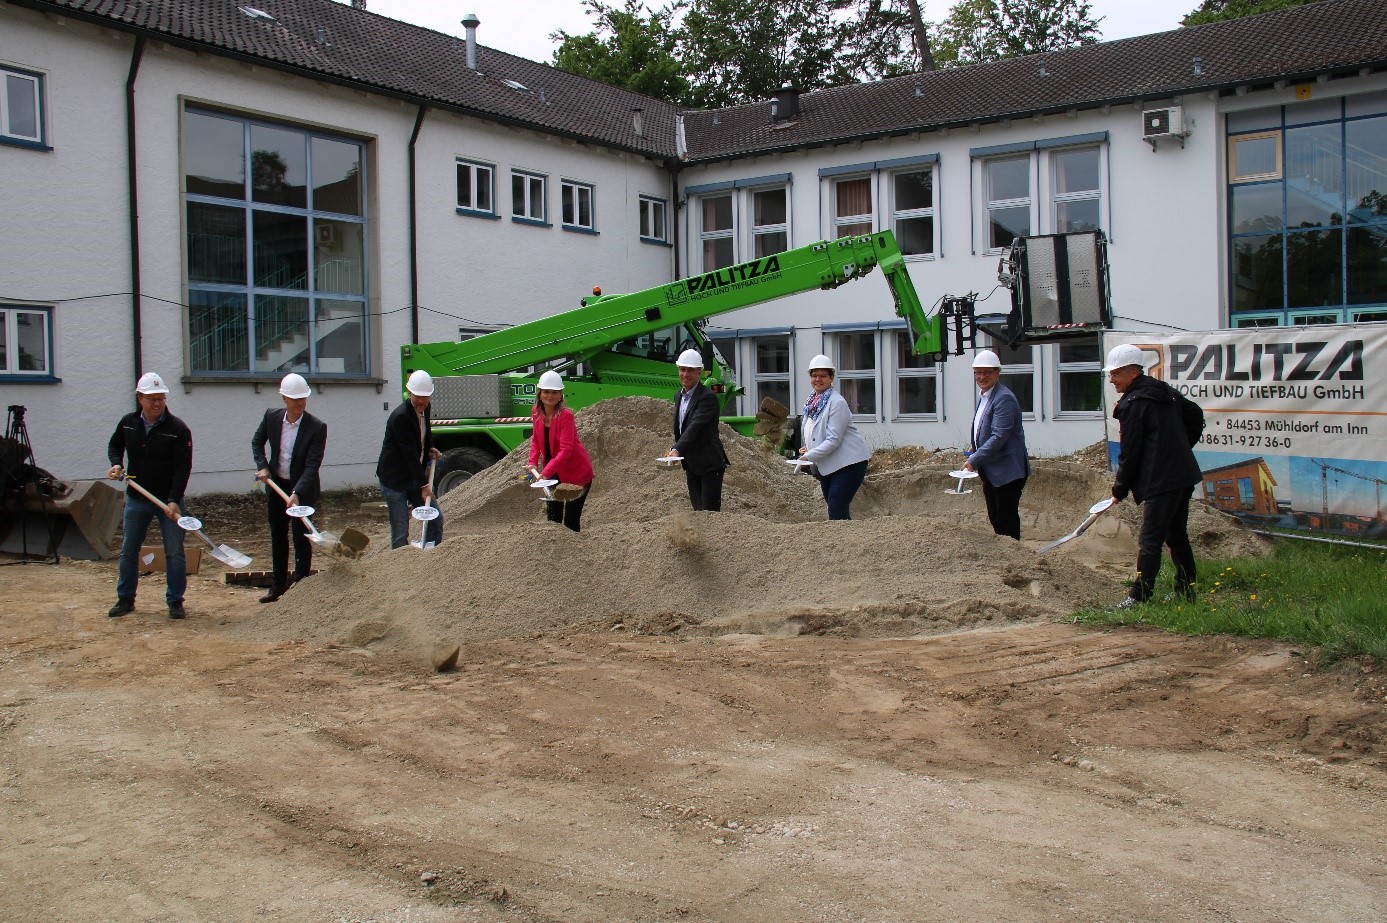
[803,387,832,422]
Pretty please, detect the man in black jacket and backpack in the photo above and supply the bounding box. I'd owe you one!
[1105,344,1204,607]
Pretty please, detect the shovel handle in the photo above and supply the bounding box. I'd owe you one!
[262,475,322,538]
[123,476,178,518]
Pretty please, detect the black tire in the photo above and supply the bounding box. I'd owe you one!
[434,447,498,497]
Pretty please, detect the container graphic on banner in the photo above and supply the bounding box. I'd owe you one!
[1103,325,1387,540]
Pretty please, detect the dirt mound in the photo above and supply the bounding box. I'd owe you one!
[233,399,1266,650]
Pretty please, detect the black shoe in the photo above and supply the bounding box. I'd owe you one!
[259,586,286,604]
[107,599,134,618]
[168,603,186,620]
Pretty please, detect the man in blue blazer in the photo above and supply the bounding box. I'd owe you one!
[252,373,327,602]
[667,348,729,511]
[963,349,1030,540]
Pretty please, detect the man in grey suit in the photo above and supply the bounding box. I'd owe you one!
[667,348,729,512]
[963,349,1030,540]
[252,373,327,602]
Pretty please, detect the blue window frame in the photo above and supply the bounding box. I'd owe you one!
[1227,95,1387,324]
[0,304,54,379]
[183,108,369,377]
[1,65,47,149]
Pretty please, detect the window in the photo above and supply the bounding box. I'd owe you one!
[833,332,877,417]
[753,335,791,412]
[0,305,51,376]
[751,186,788,257]
[183,108,368,376]
[892,168,935,257]
[1052,147,1101,233]
[985,157,1031,250]
[1,66,44,147]
[511,169,547,224]
[832,176,874,238]
[639,195,668,244]
[561,179,596,232]
[455,159,495,216]
[894,331,938,418]
[991,340,1035,415]
[699,193,734,270]
[1055,337,1102,415]
[1227,101,1387,324]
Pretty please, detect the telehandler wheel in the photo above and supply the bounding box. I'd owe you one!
[434,447,499,497]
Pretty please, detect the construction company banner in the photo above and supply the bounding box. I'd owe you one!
[1103,325,1387,540]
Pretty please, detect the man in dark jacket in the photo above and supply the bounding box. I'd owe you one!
[105,372,193,620]
[252,373,327,602]
[1105,344,1204,606]
[377,369,442,548]
[667,348,729,512]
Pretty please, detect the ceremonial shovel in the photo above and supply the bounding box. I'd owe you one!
[123,476,252,569]
[1037,497,1116,554]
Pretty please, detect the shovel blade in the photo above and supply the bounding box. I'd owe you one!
[210,544,253,569]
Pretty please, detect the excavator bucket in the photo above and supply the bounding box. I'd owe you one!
[0,478,125,561]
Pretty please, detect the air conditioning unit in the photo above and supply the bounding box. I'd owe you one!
[1142,106,1187,148]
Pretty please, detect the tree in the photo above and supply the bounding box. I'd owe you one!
[1181,0,1319,28]
[830,0,935,80]
[934,0,1100,68]
[675,0,851,108]
[550,0,687,105]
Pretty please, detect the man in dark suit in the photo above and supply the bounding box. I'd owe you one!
[252,373,327,603]
[377,369,443,548]
[667,348,729,512]
[963,349,1030,540]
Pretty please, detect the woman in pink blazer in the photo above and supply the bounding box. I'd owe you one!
[527,370,595,531]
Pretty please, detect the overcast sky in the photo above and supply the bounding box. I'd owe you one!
[358,0,1199,64]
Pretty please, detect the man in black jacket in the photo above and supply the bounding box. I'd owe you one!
[377,369,442,548]
[1105,344,1204,607]
[667,348,729,512]
[252,373,327,603]
[105,372,193,620]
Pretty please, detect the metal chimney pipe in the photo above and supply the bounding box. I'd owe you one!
[350,0,366,9]
[461,13,480,70]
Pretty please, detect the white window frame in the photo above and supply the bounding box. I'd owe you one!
[455,159,495,216]
[752,333,792,414]
[560,178,596,233]
[890,166,937,259]
[1053,337,1103,419]
[983,156,1033,253]
[697,192,736,271]
[831,175,875,239]
[749,184,789,257]
[989,338,1038,418]
[892,329,940,420]
[1,65,45,147]
[0,304,53,377]
[511,169,548,225]
[829,330,880,421]
[1048,145,1103,235]
[639,195,668,244]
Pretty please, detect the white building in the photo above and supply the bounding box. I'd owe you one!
[3,0,1385,491]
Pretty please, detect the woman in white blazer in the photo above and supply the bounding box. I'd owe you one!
[798,354,872,520]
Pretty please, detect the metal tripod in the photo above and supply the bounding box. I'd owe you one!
[0,404,60,564]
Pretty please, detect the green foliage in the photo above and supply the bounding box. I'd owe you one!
[935,0,1101,67]
[1181,0,1320,28]
[1076,541,1387,663]
[550,0,688,104]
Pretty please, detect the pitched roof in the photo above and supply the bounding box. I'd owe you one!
[681,0,1387,162]
[13,0,1387,165]
[12,0,682,158]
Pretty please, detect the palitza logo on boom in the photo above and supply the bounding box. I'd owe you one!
[686,255,783,298]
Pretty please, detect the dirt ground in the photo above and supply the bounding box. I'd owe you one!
[3,398,1385,923]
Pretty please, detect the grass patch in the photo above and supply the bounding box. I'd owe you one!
[1075,540,1387,663]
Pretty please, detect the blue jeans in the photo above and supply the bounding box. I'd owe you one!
[116,495,186,604]
[818,460,868,520]
[381,482,443,549]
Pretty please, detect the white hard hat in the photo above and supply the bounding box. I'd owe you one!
[807,354,835,373]
[1103,343,1147,373]
[971,349,1002,369]
[675,348,704,369]
[135,372,169,394]
[405,369,435,396]
[537,370,564,391]
[279,373,311,399]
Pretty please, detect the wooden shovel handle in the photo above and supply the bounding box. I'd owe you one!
[263,477,293,505]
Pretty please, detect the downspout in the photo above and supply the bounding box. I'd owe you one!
[668,160,682,280]
[126,37,146,377]
[407,105,428,344]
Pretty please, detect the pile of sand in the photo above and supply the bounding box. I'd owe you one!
[235,396,1266,650]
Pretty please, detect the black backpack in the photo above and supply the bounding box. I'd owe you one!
[1168,383,1205,447]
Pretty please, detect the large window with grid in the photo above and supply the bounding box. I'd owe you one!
[0,305,51,377]
[984,156,1031,251]
[892,168,936,257]
[832,331,878,417]
[1227,94,1387,325]
[894,331,939,418]
[183,108,368,377]
[1,65,45,148]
